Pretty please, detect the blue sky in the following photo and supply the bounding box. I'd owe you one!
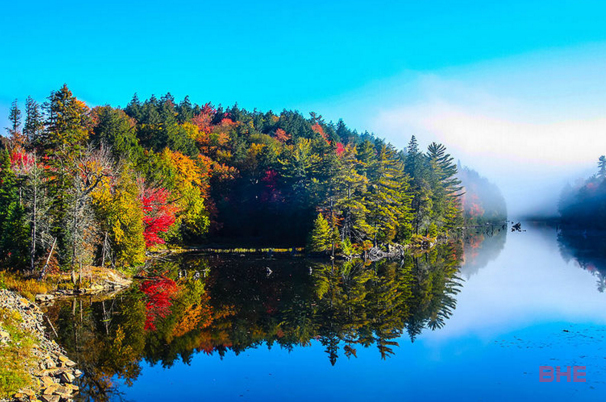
[2,0,606,214]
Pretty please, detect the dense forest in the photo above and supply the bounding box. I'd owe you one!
[559,155,606,228]
[0,85,503,272]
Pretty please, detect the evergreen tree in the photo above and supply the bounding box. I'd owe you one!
[124,93,143,121]
[41,84,90,157]
[366,144,412,244]
[598,155,606,180]
[405,136,433,234]
[24,96,44,149]
[308,213,332,253]
[333,145,372,243]
[0,152,29,269]
[5,99,23,150]
[92,106,143,164]
[426,142,463,232]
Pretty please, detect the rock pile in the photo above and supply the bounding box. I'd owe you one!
[0,290,81,402]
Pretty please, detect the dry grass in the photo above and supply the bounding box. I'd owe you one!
[0,272,49,301]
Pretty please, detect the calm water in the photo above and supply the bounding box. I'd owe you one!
[46,224,606,401]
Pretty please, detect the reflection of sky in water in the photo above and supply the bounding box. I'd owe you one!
[428,227,606,342]
[115,226,606,402]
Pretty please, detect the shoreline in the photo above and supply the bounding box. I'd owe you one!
[0,290,81,402]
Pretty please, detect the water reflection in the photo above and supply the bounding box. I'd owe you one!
[557,227,606,293]
[459,226,507,279]
[45,242,464,401]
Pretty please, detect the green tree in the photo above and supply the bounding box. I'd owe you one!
[92,164,146,268]
[308,213,332,253]
[92,106,143,164]
[40,85,92,267]
[405,136,433,234]
[333,145,372,244]
[23,96,44,149]
[5,99,23,149]
[598,155,606,180]
[426,142,463,232]
[0,152,29,269]
[366,144,412,245]
[41,84,90,157]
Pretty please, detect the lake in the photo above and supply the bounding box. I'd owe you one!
[46,224,606,401]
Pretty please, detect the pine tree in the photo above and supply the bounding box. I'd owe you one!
[92,106,143,163]
[41,84,90,157]
[124,93,143,121]
[405,136,433,234]
[308,213,332,253]
[40,85,91,267]
[0,152,29,269]
[366,144,412,245]
[333,145,372,244]
[5,99,24,150]
[427,142,463,231]
[598,155,606,180]
[24,96,44,149]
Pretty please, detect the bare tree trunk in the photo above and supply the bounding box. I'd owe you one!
[101,231,108,267]
[39,237,56,280]
[29,180,37,272]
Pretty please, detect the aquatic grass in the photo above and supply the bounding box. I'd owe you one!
[195,247,305,254]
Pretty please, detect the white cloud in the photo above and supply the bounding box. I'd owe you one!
[317,43,606,216]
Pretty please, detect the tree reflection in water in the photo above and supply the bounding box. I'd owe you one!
[45,242,464,401]
[558,226,606,293]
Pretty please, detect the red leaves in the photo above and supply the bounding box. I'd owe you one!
[274,128,290,143]
[192,106,214,134]
[139,186,178,248]
[140,277,179,331]
[10,151,34,170]
[468,202,484,217]
[336,142,345,156]
[261,169,278,186]
[311,123,327,142]
[461,190,484,217]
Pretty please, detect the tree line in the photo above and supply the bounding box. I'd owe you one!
[559,155,606,228]
[457,164,507,226]
[1,84,502,272]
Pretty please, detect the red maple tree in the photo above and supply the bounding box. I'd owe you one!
[139,185,178,248]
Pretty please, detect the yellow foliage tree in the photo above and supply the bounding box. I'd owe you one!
[92,165,146,268]
[161,149,210,236]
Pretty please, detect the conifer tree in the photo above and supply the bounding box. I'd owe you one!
[4,99,24,150]
[598,155,606,180]
[0,152,29,269]
[41,84,90,157]
[24,96,44,149]
[309,213,332,253]
[366,144,412,244]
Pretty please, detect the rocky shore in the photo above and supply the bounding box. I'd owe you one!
[0,290,81,402]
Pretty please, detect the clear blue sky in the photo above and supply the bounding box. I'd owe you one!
[2,0,606,216]
[1,0,605,124]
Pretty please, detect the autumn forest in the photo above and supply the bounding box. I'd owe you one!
[0,84,506,274]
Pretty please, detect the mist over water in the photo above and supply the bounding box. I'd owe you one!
[308,46,606,219]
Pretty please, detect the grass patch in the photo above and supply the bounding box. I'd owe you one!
[0,272,49,301]
[0,307,37,399]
